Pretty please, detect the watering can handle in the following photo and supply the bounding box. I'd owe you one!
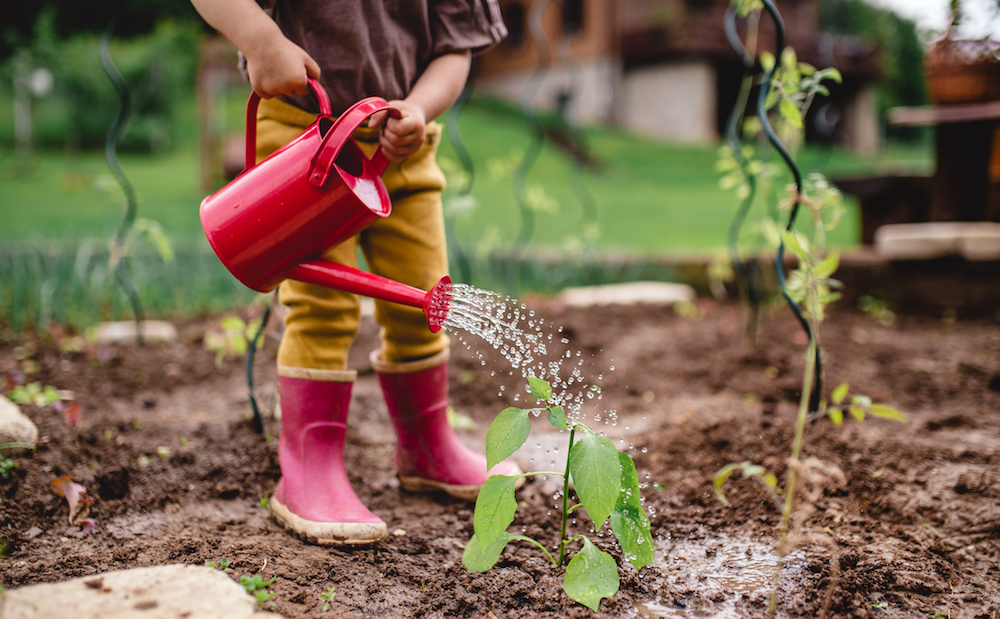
[244,78,333,171]
[308,97,402,188]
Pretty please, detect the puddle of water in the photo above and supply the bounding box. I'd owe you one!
[629,534,804,618]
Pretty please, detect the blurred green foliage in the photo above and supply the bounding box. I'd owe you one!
[0,14,202,152]
[2,0,205,60]
[819,0,929,141]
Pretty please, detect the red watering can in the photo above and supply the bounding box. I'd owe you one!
[200,79,452,332]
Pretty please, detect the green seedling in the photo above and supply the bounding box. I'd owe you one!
[259,495,270,511]
[714,4,902,619]
[205,557,230,570]
[319,587,335,612]
[858,295,896,327]
[0,457,16,479]
[463,377,653,612]
[204,316,262,367]
[239,573,276,610]
[7,382,60,407]
[0,443,32,480]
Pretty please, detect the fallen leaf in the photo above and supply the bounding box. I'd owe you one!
[50,476,97,530]
[55,400,83,427]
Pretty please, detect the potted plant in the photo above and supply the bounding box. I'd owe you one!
[925,0,1000,104]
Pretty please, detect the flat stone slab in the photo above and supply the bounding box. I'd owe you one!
[0,394,38,452]
[557,281,696,307]
[875,222,1000,261]
[0,564,280,618]
[94,321,179,346]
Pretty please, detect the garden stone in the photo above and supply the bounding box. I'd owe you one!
[957,224,1000,261]
[875,222,1000,261]
[557,281,695,307]
[0,395,38,453]
[0,564,281,619]
[94,321,178,346]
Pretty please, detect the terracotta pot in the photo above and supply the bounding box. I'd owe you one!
[925,38,1000,104]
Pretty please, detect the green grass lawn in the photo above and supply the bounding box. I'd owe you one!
[1,93,933,254]
[0,93,933,330]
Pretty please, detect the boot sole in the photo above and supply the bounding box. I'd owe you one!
[270,496,388,546]
[399,463,526,501]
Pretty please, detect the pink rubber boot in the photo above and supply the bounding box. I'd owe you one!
[270,368,387,545]
[370,349,523,501]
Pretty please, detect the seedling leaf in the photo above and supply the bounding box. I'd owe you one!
[474,475,520,544]
[527,377,552,401]
[486,407,531,470]
[563,537,620,611]
[779,98,803,129]
[610,452,654,570]
[780,230,808,260]
[713,463,740,505]
[828,408,843,426]
[463,532,515,573]
[568,429,621,530]
[830,382,849,405]
[869,404,907,422]
[547,406,568,431]
[848,405,865,422]
[814,251,841,280]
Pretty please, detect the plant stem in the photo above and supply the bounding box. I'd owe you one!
[510,534,558,566]
[557,425,577,566]
[769,335,817,617]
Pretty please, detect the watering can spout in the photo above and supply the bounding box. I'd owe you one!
[290,261,452,333]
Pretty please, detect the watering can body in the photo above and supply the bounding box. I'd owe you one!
[199,79,451,332]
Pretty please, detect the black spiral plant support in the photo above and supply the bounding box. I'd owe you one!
[100,20,145,345]
[757,0,822,413]
[723,3,764,342]
[444,73,477,285]
[246,297,272,434]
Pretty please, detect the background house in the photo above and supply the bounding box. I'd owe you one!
[475,0,883,153]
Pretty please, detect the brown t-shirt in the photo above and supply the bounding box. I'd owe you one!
[265,0,506,115]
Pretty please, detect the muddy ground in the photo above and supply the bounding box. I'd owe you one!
[1,297,998,618]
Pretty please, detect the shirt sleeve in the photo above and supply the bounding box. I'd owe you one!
[429,0,508,56]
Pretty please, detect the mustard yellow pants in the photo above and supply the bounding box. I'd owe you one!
[255,97,450,370]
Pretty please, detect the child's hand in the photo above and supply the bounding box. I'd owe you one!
[370,100,427,162]
[243,32,320,99]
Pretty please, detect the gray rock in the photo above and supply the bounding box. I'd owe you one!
[875,222,1000,261]
[94,321,178,346]
[0,395,38,452]
[558,281,696,307]
[0,564,281,619]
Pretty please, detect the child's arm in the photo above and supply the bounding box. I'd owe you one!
[189,0,320,98]
[371,51,472,162]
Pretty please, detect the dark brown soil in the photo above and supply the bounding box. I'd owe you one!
[1,299,998,618]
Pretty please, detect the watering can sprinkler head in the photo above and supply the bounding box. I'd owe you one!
[199,80,451,334]
[424,276,453,333]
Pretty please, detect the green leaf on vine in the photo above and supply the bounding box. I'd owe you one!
[568,428,621,530]
[486,407,531,470]
[563,537,620,611]
[547,406,568,431]
[463,532,515,573]
[474,475,520,545]
[527,377,552,401]
[610,452,654,570]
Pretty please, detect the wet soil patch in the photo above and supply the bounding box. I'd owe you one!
[1,301,998,618]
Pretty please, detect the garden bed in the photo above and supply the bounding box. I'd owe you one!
[1,299,998,618]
